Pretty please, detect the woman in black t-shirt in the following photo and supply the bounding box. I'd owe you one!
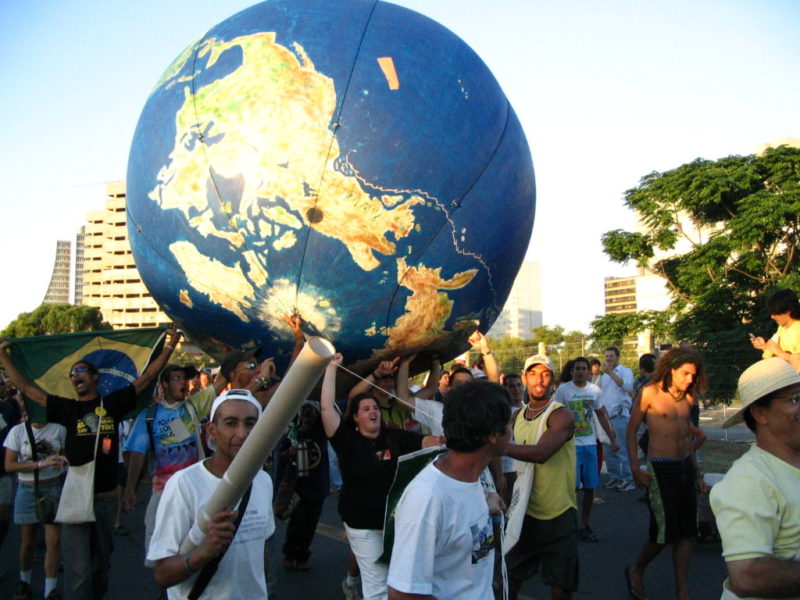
[320,353,439,600]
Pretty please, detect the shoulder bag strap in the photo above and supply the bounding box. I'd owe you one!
[24,420,40,491]
[188,483,253,600]
[145,402,159,452]
[93,397,103,459]
[184,400,205,461]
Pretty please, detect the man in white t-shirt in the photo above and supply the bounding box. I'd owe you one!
[500,373,526,505]
[395,361,463,437]
[553,357,617,543]
[387,380,511,600]
[396,332,500,436]
[148,389,275,600]
[599,347,635,492]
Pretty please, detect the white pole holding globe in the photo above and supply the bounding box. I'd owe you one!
[179,336,335,553]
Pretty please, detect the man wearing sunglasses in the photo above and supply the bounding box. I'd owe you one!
[123,363,227,570]
[710,358,800,600]
[220,349,279,406]
[219,313,308,408]
[0,328,181,600]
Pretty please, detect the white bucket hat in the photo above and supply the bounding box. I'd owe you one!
[723,357,800,428]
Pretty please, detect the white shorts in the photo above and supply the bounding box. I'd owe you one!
[344,524,388,600]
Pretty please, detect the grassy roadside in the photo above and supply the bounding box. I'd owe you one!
[699,439,750,474]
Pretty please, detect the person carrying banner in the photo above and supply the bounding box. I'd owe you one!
[147,388,275,600]
[0,329,181,600]
[387,379,511,600]
[320,353,440,600]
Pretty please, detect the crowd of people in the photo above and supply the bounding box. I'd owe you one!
[0,287,797,600]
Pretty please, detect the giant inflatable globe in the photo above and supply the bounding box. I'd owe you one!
[127,0,535,375]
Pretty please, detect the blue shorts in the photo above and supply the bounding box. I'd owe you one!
[576,445,600,490]
[14,479,63,525]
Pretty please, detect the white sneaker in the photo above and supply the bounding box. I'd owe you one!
[603,478,621,489]
[617,481,637,492]
[342,578,363,600]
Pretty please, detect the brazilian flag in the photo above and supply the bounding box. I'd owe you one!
[7,327,167,421]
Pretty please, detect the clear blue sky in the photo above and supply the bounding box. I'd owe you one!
[1,0,798,333]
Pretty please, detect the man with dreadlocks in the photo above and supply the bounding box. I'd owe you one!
[624,348,708,600]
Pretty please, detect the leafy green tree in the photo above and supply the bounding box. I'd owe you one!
[531,325,564,346]
[2,304,111,337]
[487,335,536,352]
[600,145,800,400]
[170,347,217,370]
[590,311,673,348]
[487,328,591,376]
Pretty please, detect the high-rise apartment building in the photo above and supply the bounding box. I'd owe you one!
[488,260,543,339]
[81,181,170,329]
[42,240,72,304]
[604,268,670,352]
[604,275,637,315]
[604,272,670,315]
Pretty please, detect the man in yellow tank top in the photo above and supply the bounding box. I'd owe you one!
[505,354,577,600]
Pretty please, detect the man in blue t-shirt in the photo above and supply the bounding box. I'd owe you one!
[123,364,221,566]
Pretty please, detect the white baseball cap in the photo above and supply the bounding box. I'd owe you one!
[208,389,263,449]
[522,354,554,374]
[210,388,263,422]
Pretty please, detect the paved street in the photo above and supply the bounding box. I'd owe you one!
[1,407,751,600]
[0,468,734,600]
[697,403,755,443]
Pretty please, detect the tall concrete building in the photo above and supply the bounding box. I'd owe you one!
[42,240,72,304]
[488,260,543,339]
[74,227,85,305]
[81,181,170,329]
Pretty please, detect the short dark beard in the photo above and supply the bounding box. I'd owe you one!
[74,382,96,400]
[529,387,552,403]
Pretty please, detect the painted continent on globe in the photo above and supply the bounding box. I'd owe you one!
[127,0,535,373]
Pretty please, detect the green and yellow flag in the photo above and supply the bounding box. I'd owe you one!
[8,327,167,421]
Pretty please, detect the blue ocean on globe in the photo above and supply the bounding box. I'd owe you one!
[126,0,535,375]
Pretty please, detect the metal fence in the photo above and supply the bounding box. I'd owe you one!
[458,335,765,405]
